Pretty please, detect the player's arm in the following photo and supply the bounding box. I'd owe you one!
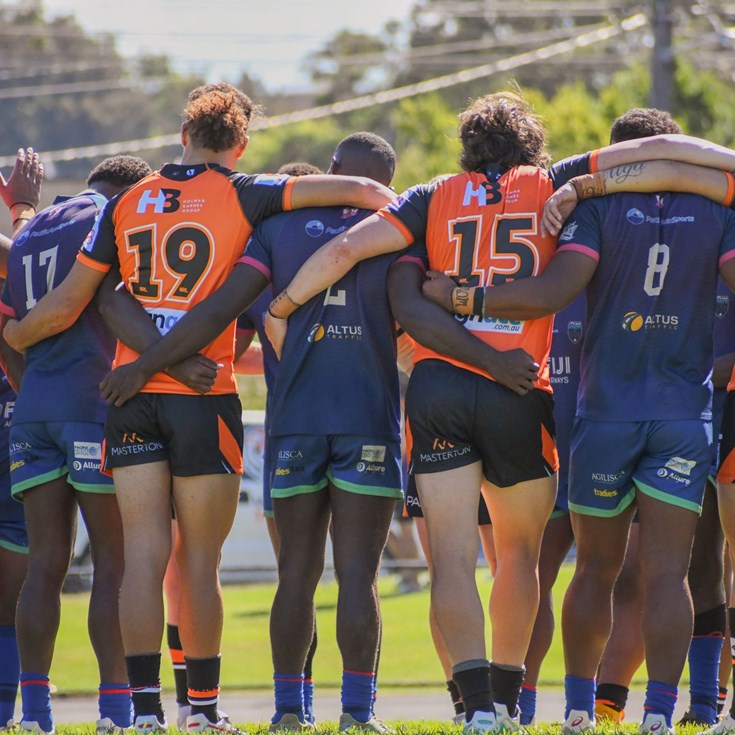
[388,261,540,396]
[95,266,162,353]
[422,251,597,321]
[3,260,104,352]
[99,263,269,406]
[714,352,735,389]
[234,341,264,375]
[543,161,735,236]
[289,175,395,211]
[594,133,735,172]
[265,215,407,357]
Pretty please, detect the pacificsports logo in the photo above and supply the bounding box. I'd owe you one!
[622,311,678,331]
[558,221,578,242]
[626,208,645,225]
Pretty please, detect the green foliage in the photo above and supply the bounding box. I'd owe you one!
[391,94,461,192]
[243,119,345,174]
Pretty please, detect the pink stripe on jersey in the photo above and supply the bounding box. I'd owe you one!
[719,250,735,267]
[395,255,426,272]
[238,255,271,280]
[557,243,600,262]
[0,302,16,318]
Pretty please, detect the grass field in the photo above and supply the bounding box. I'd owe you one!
[50,563,651,694]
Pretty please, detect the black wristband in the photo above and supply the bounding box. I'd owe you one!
[472,287,485,317]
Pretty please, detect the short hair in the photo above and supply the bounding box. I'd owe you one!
[458,91,550,172]
[336,132,396,176]
[610,108,682,143]
[87,155,152,187]
[184,83,256,152]
[277,161,323,176]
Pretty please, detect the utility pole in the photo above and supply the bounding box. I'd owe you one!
[649,0,675,110]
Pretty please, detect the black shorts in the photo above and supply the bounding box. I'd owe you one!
[104,393,244,477]
[404,473,491,525]
[406,360,558,488]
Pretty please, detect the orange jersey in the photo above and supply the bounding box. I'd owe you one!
[78,164,294,394]
[379,165,559,391]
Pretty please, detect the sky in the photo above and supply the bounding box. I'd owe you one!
[42,0,417,91]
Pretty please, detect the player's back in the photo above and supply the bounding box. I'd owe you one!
[415,165,557,390]
[565,191,735,422]
[2,193,115,424]
[244,206,415,439]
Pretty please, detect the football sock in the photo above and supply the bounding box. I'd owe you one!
[729,607,735,718]
[644,680,677,728]
[447,679,464,717]
[186,656,220,723]
[303,628,317,724]
[452,660,494,720]
[688,605,726,725]
[564,675,595,719]
[126,652,164,721]
[167,624,189,708]
[489,662,524,717]
[0,626,19,726]
[595,682,629,719]
[98,683,133,727]
[19,672,52,732]
[341,670,374,723]
[272,673,304,724]
[518,685,537,725]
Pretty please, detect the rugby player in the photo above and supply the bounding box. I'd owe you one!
[0,147,41,730]
[255,93,735,733]
[2,84,396,734]
[0,155,152,735]
[422,107,735,735]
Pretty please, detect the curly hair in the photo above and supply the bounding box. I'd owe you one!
[610,108,682,143]
[87,155,152,187]
[184,83,256,152]
[458,91,550,172]
[277,161,322,176]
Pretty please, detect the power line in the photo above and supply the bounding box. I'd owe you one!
[0,12,647,168]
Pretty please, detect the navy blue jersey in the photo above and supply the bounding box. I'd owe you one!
[557,192,735,422]
[241,206,426,438]
[550,294,585,486]
[1,193,115,424]
[0,372,15,481]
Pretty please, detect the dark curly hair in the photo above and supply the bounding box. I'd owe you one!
[277,162,322,176]
[87,155,152,187]
[184,83,256,152]
[458,91,550,172]
[610,108,682,143]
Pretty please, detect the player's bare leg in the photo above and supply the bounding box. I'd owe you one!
[595,522,644,722]
[521,513,574,724]
[330,484,395,725]
[15,479,76,731]
[77,492,127,684]
[0,546,27,727]
[417,463,486,663]
[479,522,497,577]
[417,462,494,723]
[114,462,172,725]
[270,490,331,726]
[170,473,239,726]
[561,507,634,724]
[637,492,698,685]
[172,474,239,657]
[682,484,726,725]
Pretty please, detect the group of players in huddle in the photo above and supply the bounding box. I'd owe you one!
[3,81,735,735]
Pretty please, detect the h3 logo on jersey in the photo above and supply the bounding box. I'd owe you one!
[136,188,181,214]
